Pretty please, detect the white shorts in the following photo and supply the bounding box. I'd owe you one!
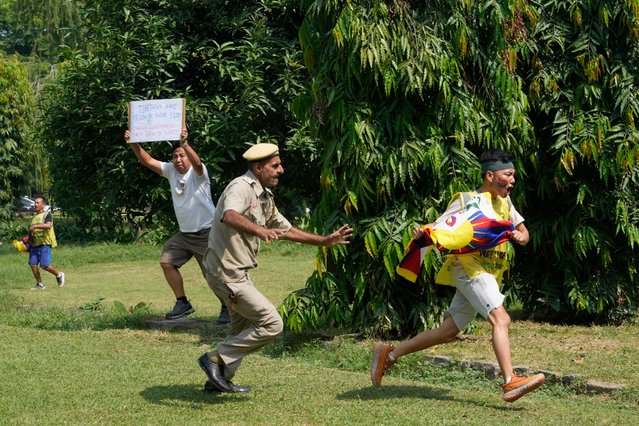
[446,259,505,330]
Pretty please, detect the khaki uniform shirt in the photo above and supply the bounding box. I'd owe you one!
[204,171,292,282]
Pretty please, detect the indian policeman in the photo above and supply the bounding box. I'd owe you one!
[198,142,353,393]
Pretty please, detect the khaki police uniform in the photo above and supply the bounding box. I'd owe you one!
[202,144,291,380]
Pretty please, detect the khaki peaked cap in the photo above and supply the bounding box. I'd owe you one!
[242,143,279,161]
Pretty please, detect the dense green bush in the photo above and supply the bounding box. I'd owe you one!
[0,217,28,243]
[281,0,538,336]
[0,54,34,220]
[26,0,639,333]
[280,0,639,334]
[512,0,639,323]
[40,0,315,235]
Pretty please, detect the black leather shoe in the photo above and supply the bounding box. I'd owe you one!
[204,380,250,394]
[198,354,232,392]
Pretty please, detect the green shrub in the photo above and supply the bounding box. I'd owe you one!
[0,295,154,331]
[0,218,28,242]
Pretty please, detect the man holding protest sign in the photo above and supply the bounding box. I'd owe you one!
[125,128,229,323]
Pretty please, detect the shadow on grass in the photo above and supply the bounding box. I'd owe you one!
[140,383,249,406]
[261,332,346,358]
[0,292,231,339]
[337,385,525,412]
[188,322,326,349]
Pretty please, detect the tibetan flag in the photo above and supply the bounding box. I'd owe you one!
[396,193,514,283]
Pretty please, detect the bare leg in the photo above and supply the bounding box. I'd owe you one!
[487,305,512,382]
[392,315,460,359]
[161,262,185,298]
[42,265,60,276]
[30,265,42,283]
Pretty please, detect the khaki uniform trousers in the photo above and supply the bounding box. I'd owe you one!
[206,272,284,380]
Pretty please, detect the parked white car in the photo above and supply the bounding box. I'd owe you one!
[19,196,58,212]
[20,196,35,212]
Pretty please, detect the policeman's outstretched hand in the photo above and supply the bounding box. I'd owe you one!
[325,224,353,247]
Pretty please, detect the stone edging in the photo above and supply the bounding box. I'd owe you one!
[423,355,625,395]
[143,320,625,395]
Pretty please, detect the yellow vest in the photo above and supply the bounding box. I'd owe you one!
[435,192,512,287]
[30,212,57,247]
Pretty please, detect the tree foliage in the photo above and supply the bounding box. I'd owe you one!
[0,0,84,198]
[40,0,312,237]
[0,0,83,61]
[514,0,639,323]
[0,54,34,218]
[280,0,639,334]
[32,0,639,331]
[280,0,538,336]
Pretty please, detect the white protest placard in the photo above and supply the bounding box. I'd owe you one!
[127,98,186,143]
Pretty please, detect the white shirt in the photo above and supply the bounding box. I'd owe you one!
[161,162,216,232]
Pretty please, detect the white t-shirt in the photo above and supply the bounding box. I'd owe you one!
[161,162,216,232]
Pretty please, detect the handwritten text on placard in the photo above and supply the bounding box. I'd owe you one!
[128,98,185,143]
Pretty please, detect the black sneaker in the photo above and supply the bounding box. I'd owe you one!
[217,305,231,325]
[165,300,195,319]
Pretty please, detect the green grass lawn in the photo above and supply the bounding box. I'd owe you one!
[1,241,638,425]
